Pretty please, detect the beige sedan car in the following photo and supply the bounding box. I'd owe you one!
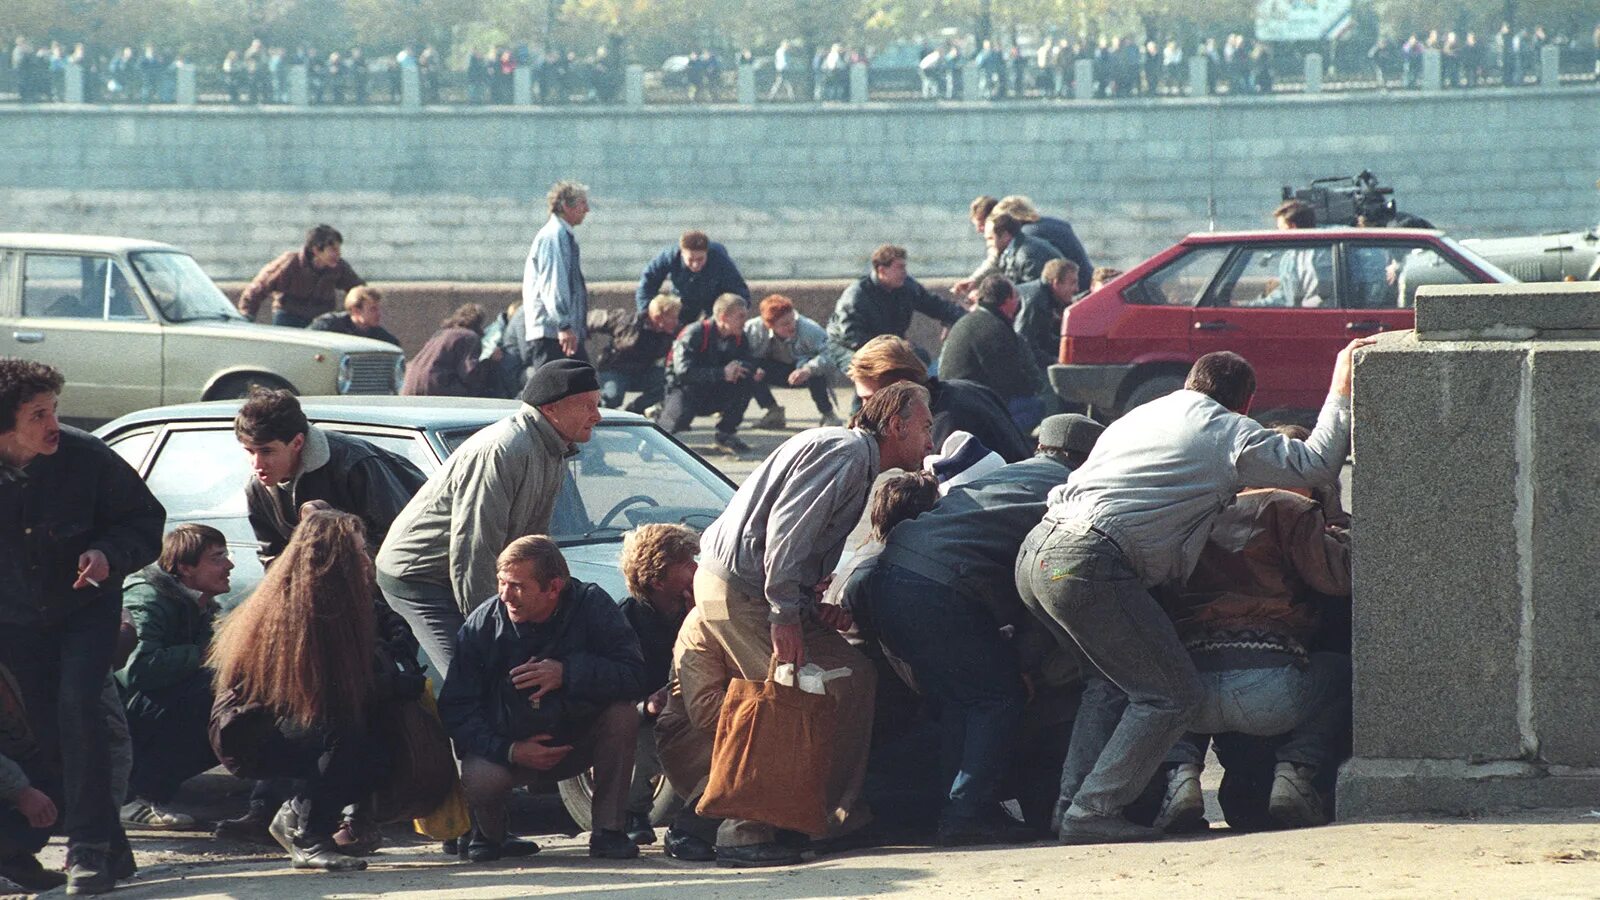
[0,233,404,423]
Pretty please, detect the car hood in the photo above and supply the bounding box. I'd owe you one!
[1461,230,1597,253]
[159,320,401,354]
[563,540,629,602]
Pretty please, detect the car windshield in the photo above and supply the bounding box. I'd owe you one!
[129,251,248,323]
[1438,237,1519,284]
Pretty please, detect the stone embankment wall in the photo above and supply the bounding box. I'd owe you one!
[3,87,1597,284]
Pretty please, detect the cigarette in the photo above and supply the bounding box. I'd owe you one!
[79,572,101,588]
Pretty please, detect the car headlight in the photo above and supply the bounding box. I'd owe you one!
[393,356,406,393]
[337,354,354,394]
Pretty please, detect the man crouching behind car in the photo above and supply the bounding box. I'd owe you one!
[437,535,647,863]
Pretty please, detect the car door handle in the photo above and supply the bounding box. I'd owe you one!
[1192,320,1234,332]
[12,331,44,344]
[1346,320,1385,333]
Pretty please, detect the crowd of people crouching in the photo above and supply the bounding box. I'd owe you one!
[0,333,1362,892]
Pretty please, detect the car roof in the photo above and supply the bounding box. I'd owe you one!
[1181,227,1445,243]
[0,232,182,254]
[97,396,648,433]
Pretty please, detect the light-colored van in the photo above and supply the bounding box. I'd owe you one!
[0,233,403,423]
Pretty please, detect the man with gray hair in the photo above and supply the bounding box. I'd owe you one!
[506,180,592,383]
[692,382,935,866]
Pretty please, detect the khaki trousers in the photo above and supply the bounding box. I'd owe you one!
[693,568,875,847]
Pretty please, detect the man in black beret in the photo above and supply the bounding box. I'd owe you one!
[377,358,603,680]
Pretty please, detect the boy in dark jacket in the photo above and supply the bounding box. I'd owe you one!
[0,359,165,894]
[826,244,966,355]
[439,536,647,863]
[657,293,757,454]
[234,388,425,566]
[117,524,232,830]
[589,293,682,413]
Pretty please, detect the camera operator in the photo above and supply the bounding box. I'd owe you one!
[657,294,758,455]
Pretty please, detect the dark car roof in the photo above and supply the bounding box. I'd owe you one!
[97,396,648,434]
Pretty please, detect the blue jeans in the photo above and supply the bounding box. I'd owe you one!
[1167,653,1351,771]
[1015,519,1201,820]
[869,564,1024,821]
[598,367,665,413]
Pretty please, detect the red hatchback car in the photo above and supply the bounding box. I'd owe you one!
[1050,228,1516,420]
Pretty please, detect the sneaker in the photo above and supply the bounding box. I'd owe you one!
[588,828,641,859]
[818,412,844,427]
[0,854,67,892]
[624,812,657,845]
[214,802,278,847]
[1153,764,1207,834]
[64,845,114,896]
[1268,762,1328,828]
[122,797,196,830]
[662,827,716,862]
[713,841,802,868]
[754,405,787,429]
[1057,811,1162,845]
[714,433,752,455]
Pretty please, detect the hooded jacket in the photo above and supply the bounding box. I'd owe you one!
[245,425,425,567]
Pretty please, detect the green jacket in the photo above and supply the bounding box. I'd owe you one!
[116,565,219,694]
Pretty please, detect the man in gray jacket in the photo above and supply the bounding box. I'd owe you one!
[692,381,934,867]
[376,359,602,678]
[1015,338,1371,845]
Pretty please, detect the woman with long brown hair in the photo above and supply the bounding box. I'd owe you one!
[209,510,418,871]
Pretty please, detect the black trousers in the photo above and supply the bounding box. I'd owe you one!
[124,669,218,803]
[237,712,393,839]
[0,597,121,848]
[749,361,835,416]
[658,381,754,437]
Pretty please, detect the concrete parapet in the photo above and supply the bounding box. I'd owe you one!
[64,64,84,103]
[400,67,421,109]
[1304,53,1323,93]
[737,64,756,105]
[1188,56,1208,97]
[1539,46,1560,86]
[849,63,868,103]
[625,65,644,106]
[1421,49,1442,91]
[1076,59,1095,100]
[288,65,310,107]
[1340,282,1600,818]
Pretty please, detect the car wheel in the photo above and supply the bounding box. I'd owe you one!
[206,373,294,400]
[557,767,683,831]
[1121,372,1186,415]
